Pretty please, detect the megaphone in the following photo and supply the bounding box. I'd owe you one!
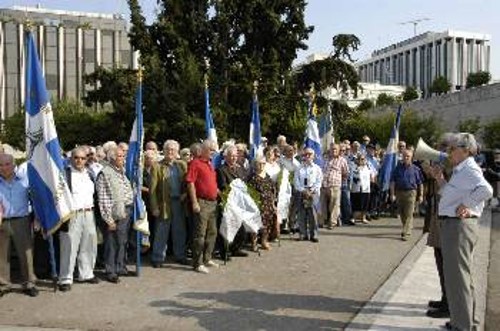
[414,138,447,163]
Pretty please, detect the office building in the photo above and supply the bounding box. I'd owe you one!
[356,30,491,95]
[0,6,137,120]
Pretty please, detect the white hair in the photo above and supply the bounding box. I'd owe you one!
[163,140,180,151]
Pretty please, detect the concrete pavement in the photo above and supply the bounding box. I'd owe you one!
[0,211,495,331]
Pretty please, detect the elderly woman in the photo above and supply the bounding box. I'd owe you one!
[264,146,281,183]
[350,154,372,224]
[248,155,277,250]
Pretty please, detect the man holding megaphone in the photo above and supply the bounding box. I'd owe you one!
[429,132,493,331]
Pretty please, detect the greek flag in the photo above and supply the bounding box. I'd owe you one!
[304,96,323,166]
[125,75,149,237]
[249,93,262,160]
[319,104,334,155]
[379,105,403,191]
[25,32,74,234]
[205,86,217,144]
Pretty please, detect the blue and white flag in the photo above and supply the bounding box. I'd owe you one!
[125,75,149,237]
[319,104,334,155]
[378,105,403,192]
[249,93,262,160]
[304,95,323,166]
[205,86,217,144]
[25,32,74,234]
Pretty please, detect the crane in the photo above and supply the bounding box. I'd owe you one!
[399,18,430,36]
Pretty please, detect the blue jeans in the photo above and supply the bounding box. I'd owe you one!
[151,198,186,262]
[340,186,352,223]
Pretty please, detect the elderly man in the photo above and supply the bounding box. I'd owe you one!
[280,144,301,233]
[216,145,249,259]
[0,153,38,297]
[390,149,424,241]
[431,133,493,331]
[186,139,220,274]
[58,147,99,292]
[321,143,348,229]
[150,140,188,267]
[96,146,133,283]
[294,147,323,242]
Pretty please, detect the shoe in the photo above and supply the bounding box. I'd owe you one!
[401,236,409,241]
[444,321,453,330]
[361,218,370,224]
[428,300,446,309]
[24,287,39,297]
[231,250,249,257]
[106,274,120,284]
[261,242,271,250]
[195,265,210,274]
[426,307,450,318]
[83,277,100,284]
[310,237,319,243]
[300,236,310,241]
[0,288,9,297]
[151,262,164,268]
[118,269,133,277]
[58,284,72,292]
[205,260,219,268]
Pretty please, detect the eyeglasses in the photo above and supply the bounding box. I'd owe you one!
[73,156,87,160]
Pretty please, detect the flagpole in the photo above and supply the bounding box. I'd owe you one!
[135,68,143,277]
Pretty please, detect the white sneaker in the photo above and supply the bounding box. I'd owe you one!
[205,260,219,268]
[195,265,209,274]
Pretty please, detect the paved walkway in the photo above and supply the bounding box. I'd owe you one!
[347,209,492,331]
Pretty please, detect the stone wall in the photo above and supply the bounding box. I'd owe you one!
[372,83,500,131]
[408,83,500,130]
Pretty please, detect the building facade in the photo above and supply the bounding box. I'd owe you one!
[0,6,137,120]
[356,30,491,96]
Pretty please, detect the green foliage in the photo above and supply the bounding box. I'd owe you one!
[357,99,374,112]
[482,119,500,149]
[429,76,451,95]
[338,109,443,147]
[402,86,419,102]
[457,117,481,134]
[376,93,395,107]
[466,71,491,88]
[0,101,126,151]
[332,34,361,62]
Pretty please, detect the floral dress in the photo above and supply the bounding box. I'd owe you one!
[249,173,277,230]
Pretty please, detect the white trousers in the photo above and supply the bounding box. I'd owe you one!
[59,210,98,284]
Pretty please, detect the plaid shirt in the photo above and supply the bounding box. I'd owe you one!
[96,164,133,224]
[321,156,348,188]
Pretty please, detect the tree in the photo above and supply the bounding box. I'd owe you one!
[402,86,419,102]
[457,117,481,134]
[466,71,491,88]
[357,99,374,112]
[482,119,500,149]
[126,0,314,144]
[376,93,395,107]
[429,76,451,95]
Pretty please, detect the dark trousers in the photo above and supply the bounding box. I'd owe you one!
[434,247,448,306]
[103,217,131,276]
[340,187,352,223]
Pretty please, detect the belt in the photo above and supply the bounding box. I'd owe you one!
[3,216,29,221]
[75,207,93,213]
[438,215,478,220]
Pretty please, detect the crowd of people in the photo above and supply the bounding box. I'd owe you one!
[0,132,498,331]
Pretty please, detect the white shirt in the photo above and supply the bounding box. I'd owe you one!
[439,157,493,217]
[351,165,371,193]
[294,162,322,195]
[265,162,281,183]
[88,162,103,179]
[71,167,95,210]
[279,156,300,173]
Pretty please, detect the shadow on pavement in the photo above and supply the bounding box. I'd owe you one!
[149,290,429,330]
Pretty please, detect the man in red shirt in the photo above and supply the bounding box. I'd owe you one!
[186,139,219,274]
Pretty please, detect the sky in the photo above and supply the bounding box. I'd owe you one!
[4,0,500,78]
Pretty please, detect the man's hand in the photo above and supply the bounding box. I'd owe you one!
[108,222,117,231]
[152,209,160,218]
[417,196,424,204]
[192,201,201,214]
[391,195,396,202]
[456,203,472,219]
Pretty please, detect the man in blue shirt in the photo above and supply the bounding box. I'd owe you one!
[390,149,424,241]
[0,153,38,297]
